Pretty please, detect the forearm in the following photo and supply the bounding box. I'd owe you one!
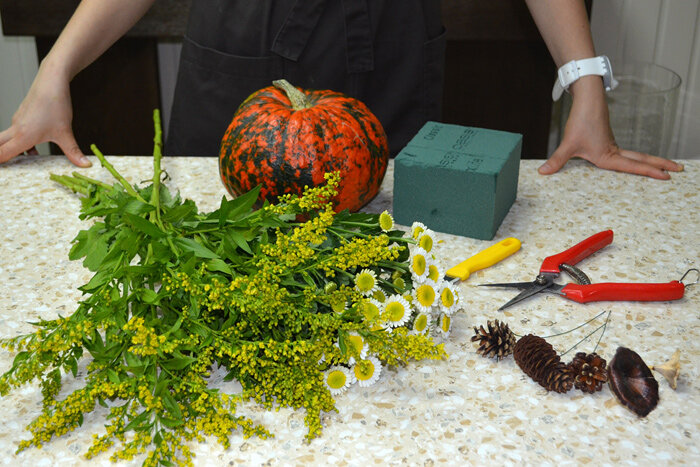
[41,0,157,80]
[525,0,603,98]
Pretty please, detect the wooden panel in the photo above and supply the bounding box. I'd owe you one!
[442,40,555,157]
[441,0,542,41]
[36,37,161,155]
[0,0,191,38]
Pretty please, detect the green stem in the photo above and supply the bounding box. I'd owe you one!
[70,172,112,190]
[90,144,147,203]
[50,174,89,194]
[272,79,311,110]
[150,109,163,227]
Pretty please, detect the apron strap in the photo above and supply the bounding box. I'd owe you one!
[271,0,374,74]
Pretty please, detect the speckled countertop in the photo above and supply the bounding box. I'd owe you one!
[0,156,698,466]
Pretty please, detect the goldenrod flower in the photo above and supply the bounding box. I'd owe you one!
[378,211,394,232]
[383,295,411,328]
[324,366,355,395]
[413,282,437,312]
[345,332,369,364]
[353,356,382,387]
[411,221,427,239]
[354,269,378,296]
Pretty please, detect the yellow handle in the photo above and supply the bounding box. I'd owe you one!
[445,237,521,281]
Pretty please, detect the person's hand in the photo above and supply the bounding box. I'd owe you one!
[539,77,683,180]
[0,61,91,167]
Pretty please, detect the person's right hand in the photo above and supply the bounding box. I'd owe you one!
[0,61,91,167]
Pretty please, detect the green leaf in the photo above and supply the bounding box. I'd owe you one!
[162,200,197,223]
[162,353,196,371]
[206,258,231,275]
[107,368,121,384]
[123,212,166,238]
[159,417,184,428]
[79,269,112,292]
[137,288,160,305]
[226,229,253,254]
[173,237,219,259]
[122,198,155,216]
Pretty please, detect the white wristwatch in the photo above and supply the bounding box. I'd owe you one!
[552,55,619,101]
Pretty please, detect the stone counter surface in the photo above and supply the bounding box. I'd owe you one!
[0,156,698,466]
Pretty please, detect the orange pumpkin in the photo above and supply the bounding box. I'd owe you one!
[219,80,389,212]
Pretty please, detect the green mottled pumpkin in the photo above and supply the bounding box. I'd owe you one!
[219,79,389,212]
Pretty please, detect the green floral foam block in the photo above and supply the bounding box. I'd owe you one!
[393,122,521,240]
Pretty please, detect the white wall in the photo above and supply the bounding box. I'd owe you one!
[591,0,700,158]
[0,13,48,154]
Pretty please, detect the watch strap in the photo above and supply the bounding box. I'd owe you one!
[552,55,619,101]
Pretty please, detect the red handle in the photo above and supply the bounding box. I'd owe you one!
[561,281,685,303]
[540,230,614,274]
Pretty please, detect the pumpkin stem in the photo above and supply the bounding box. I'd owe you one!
[273,79,312,110]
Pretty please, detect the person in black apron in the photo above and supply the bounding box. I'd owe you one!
[166,0,445,158]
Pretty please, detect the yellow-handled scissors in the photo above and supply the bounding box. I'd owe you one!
[445,237,521,281]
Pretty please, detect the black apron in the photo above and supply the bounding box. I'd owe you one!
[165,0,446,157]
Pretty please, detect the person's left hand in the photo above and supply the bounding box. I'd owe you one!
[538,77,683,180]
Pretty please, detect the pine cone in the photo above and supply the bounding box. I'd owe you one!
[568,352,607,393]
[471,320,516,360]
[513,334,573,393]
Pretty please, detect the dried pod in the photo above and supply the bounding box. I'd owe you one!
[568,352,608,394]
[608,347,659,417]
[513,334,573,394]
[650,349,680,390]
[471,320,516,360]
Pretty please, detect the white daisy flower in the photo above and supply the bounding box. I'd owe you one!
[411,312,431,335]
[354,269,378,296]
[417,228,436,253]
[410,247,429,283]
[426,262,444,286]
[437,313,452,339]
[438,282,459,315]
[378,211,394,232]
[412,280,438,313]
[382,294,411,328]
[353,356,382,387]
[324,366,355,395]
[411,221,427,239]
[359,298,383,322]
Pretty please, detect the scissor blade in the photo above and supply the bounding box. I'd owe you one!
[498,283,551,310]
[479,281,537,290]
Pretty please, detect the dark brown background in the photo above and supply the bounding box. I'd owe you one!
[1,0,590,157]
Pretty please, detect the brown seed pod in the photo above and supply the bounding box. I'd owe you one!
[607,347,659,417]
[513,334,573,394]
[471,320,516,360]
[568,352,608,394]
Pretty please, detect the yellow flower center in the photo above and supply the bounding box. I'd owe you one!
[379,211,394,231]
[441,315,451,332]
[355,272,376,293]
[327,370,347,389]
[361,301,380,321]
[347,334,364,355]
[412,254,426,276]
[354,360,376,381]
[372,289,386,302]
[427,264,440,282]
[416,284,436,307]
[440,288,455,308]
[385,301,406,322]
[414,314,428,332]
[419,235,433,252]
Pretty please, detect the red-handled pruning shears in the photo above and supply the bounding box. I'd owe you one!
[480,230,696,310]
